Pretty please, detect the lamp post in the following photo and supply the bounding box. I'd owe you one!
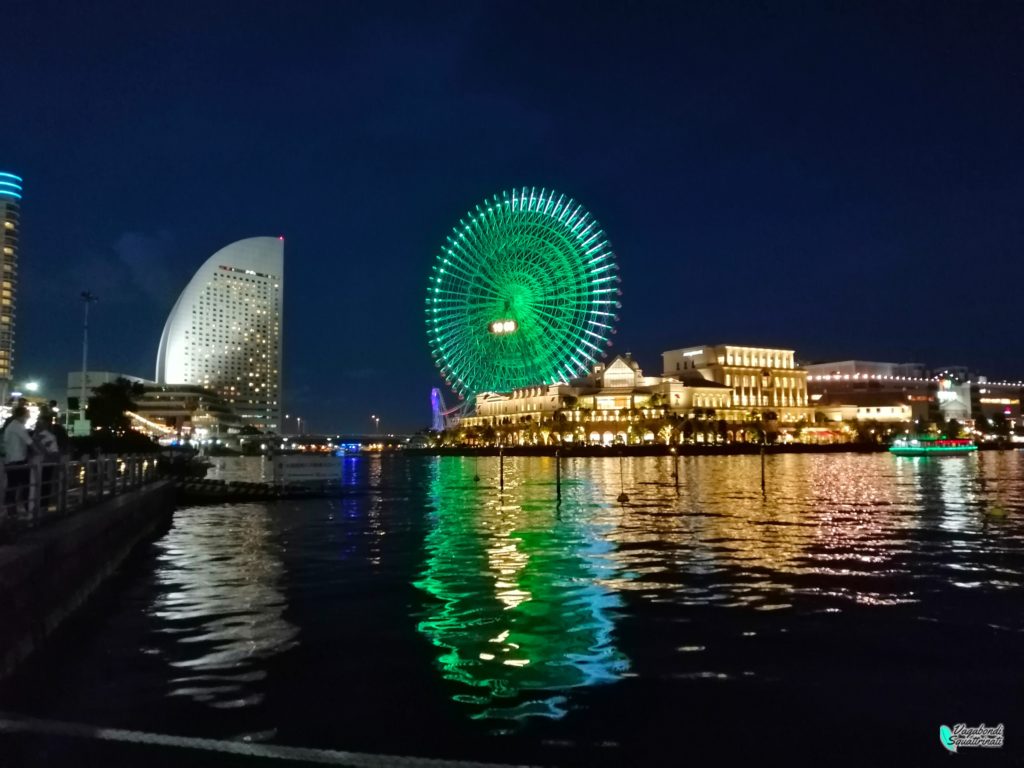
[371,414,380,436]
[296,416,302,435]
[79,291,98,431]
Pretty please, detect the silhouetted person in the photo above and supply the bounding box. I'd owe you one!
[3,406,34,517]
[33,413,62,508]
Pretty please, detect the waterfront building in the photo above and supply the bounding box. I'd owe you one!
[66,371,240,438]
[462,354,738,445]
[804,360,926,379]
[974,382,1022,424]
[806,361,1024,430]
[0,171,22,393]
[661,344,812,423]
[156,237,283,431]
[133,383,242,439]
[806,360,990,424]
[815,393,914,424]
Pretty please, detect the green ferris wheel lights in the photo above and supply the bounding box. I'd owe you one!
[426,187,620,398]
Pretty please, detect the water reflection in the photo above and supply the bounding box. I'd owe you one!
[149,503,299,710]
[596,453,1024,611]
[415,457,629,721]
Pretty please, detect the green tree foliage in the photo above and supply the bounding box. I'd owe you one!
[87,378,146,434]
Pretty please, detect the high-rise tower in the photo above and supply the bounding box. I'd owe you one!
[156,237,283,431]
[0,171,22,390]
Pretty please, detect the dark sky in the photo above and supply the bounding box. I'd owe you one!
[3,1,1023,432]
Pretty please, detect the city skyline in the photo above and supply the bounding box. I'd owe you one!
[3,2,1023,431]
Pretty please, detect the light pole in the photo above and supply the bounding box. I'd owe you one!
[296,416,302,435]
[371,414,380,436]
[79,291,98,431]
[285,413,291,434]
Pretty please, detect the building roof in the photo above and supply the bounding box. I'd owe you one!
[815,392,912,408]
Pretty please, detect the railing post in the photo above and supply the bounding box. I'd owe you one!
[28,460,42,526]
[97,458,105,499]
[82,458,91,503]
[57,461,68,517]
[0,460,7,526]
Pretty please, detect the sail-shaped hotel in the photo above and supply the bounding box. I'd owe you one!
[156,237,283,431]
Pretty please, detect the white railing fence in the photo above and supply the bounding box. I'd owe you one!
[0,455,160,534]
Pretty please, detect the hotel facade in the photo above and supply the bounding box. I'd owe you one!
[156,237,283,431]
[662,344,812,422]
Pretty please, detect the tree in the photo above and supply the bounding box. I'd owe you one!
[88,377,146,434]
[943,419,962,439]
[854,419,883,444]
[481,424,497,445]
[991,413,1011,439]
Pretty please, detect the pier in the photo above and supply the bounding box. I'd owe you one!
[0,456,173,679]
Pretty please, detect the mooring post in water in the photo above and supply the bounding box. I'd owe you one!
[760,440,766,496]
[617,453,629,504]
[499,446,504,491]
[555,448,562,503]
[672,447,679,488]
[473,453,480,483]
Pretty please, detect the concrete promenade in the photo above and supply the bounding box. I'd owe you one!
[0,480,176,679]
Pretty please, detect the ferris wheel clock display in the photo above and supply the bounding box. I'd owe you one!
[426,188,620,399]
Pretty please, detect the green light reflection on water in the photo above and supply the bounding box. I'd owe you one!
[414,456,630,722]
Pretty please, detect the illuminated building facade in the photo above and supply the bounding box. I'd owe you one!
[156,237,283,431]
[815,396,914,424]
[133,384,242,438]
[662,344,812,422]
[0,171,22,390]
[462,354,736,445]
[807,361,1023,431]
[804,360,925,379]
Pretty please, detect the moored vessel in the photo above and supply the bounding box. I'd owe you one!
[889,436,977,456]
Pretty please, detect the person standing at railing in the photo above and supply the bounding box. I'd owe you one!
[47,400,70,455]
[33,410,62,511]
[3,406,34,519]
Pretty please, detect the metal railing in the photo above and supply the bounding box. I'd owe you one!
[0,455,160,536]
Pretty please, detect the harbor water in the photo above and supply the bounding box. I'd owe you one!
[2,452,1023,765]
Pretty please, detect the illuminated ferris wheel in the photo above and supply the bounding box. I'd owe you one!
[425,188,620,399]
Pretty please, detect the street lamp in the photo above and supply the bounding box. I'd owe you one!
[23,381,39,393]
[296,416,302,435]
[79,291,99,432]
[371,414,380,436]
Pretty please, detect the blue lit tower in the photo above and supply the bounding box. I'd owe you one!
[0,172,22,389]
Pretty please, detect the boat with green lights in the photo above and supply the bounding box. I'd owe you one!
[889,436,977,456]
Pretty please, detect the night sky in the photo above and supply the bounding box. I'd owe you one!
[3,1,1022,432]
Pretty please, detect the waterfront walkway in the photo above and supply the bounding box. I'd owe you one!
[0,454,160,542]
